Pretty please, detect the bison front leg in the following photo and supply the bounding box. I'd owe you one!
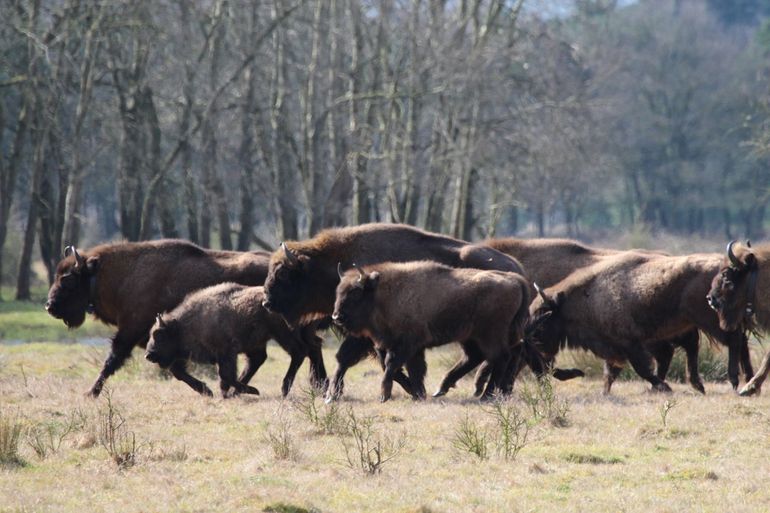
[326,336,373,402]
[238,346,268,387]
[740,351,769,396]
[218,354,259,398]
[671,330,705,394]
[479,349,512,401]
[625,345,672,393]
[434,341,484,398]
[169,360,213,397]
[88,329,144,398]
[381,349,409,403]
[405,350,427,400]
[299,323,327,391]
[281,350,306,398]
[603,361,624,395]
[739,332,754,383]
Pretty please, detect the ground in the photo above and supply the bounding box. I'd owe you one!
[1,339,770,513]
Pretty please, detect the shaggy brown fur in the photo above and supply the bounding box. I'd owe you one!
[45,239,325,397]
[528,251,753,393]
[482,238,703,393]
[262,223,528,401]
[708,242,770,396]
[332,262,531,401]
[145,284,315,397]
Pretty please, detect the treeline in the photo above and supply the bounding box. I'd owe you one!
[1,0,769,299]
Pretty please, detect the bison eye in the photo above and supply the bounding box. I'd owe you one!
[61,273,78,290]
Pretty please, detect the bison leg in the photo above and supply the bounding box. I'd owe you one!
[648,341,674,384]
[169,360,213,397]
[327,336,374,402]
[740,351,770,396]
[603,361,623,395]
[281,350,306,398]
[740,332,754,382]
[672,330,705,394]
[434,342,485,397]
[300,324,328,391]
[625,346,672,393]
[473,361,492,398]
[219,354,259,398]
[405,350,427,400]
[381,349,409,403]
[88,330,144,397]
[238,346,268,386]
[479,352,511,400]
[375,347,415,397]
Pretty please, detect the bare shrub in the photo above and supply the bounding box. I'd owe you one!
[263,407,299,461]
[0,409,24,467]
[292,386,347,435]
[519,377,570,427]
[97,391,138,469]
[486,399,531,461]
[452,413,489,461]
[341,409,406,475]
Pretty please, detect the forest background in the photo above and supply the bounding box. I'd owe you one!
[1,0,770,300]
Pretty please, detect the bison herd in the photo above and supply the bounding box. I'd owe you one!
[44,223,768,402]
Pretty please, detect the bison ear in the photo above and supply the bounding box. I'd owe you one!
[553,291,566,308]
[86,256,99,274]
[156,313,167,329]
[744,251,757,269]
[366,271,380,288]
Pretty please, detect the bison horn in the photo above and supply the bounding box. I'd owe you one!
[534,282,556,308]
[727,240,743,270]
[156,313,167,328]
[281,242,299,266]
[63,246,73,258]
[337,262,344,279]
[747,239,752,248]
[71,246,84,269]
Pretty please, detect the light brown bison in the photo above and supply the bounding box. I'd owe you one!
[261,223,528,401]
[708,241,768,396]
[45,240,326,397]
[145,283,316,397]
[470,238,703,394]
[332,262,531,401]
[526,250,753,393]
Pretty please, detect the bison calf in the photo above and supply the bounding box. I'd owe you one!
[332,262,531,401]
[145,283,317,398]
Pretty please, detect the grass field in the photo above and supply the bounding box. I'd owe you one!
[2,337,770,513]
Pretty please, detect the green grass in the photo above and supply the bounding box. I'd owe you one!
[0,295,112,343]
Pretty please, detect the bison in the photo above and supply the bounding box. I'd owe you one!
[45,240,326,397]
[708,241,768,396]
[524,250,752,393]
[462,239,703,394]
[145,283,316,397]
[332,262,531,401]
[261,223,529,401]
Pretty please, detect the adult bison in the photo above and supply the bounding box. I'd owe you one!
[708,241,768,396]
[525,250,752,393]
[261,223,529,401]
[332,262,531,401]
[45,239,326,397]
[474,238,703,393]
[145,283,317,398]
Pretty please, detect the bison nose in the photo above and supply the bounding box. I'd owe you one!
[332,312,344,324]
[45,300,52,311]
[707,294,719,311]
[262,299,273,311]
[145,350,158,363]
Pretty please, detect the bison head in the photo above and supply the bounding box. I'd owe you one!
[332,265,380,336]
[45,246,99,328]
[145,314,184,369]
[525,283,566,360]
[708,241,757,332]
[262,242,315,325]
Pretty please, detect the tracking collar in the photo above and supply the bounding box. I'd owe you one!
[87,274,97,314]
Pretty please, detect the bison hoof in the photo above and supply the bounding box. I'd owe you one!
[739,383,760,397]
[652,383,672,393]
[200,386,214,397]
[86,388,101,399]
[692,382,706,395]
[379,394,391,403]
[432,389,447,398]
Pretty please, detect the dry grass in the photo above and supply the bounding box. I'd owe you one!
[1,341,770,513]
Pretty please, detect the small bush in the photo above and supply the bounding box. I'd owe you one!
[293,386,347,435]
[263,503,320,513]
[659,399,678,428]
[562,452,624,465]
[486,399,530,461]
[98,391,138,469]
[342,409,406,475]
[26,418,75,459]
[263,408,299,462]
[452,413,489,461]
[519,377,570,427]
[0,410,25,467]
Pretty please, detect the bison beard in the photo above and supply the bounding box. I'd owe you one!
[262,223,533,401]
[46,240,327,397]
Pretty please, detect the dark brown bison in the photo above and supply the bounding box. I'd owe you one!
[471,238,703,394]
[708,241,768,396]
[145,283,316,397]
[45,240,326,397]
[261,223,528,401]
[526,250,753,393]
[332,262,531,401]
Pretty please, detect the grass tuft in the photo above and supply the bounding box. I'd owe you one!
[562,452,624,465]
[0,410,25,467]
